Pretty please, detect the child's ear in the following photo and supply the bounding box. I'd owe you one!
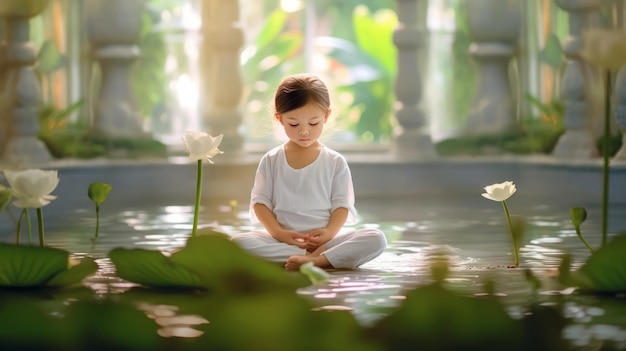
[275,113,283,124]
[324,109,331,123]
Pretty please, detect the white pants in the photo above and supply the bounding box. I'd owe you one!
[230,228,387,269]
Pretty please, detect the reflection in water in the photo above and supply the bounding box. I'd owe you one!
[1,200,625,349]
[137,303,209,338]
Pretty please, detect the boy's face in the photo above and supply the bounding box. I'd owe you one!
[276,102,330,148]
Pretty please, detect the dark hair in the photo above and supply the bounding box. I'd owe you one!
[274,73,330,115]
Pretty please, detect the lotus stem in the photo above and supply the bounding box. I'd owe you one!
[36,208,45,247]
[192,159,203,236]
[601,70,611,247]
[26,209,32,244]
[502,200,519,267]
[94,205,101,238]
[16,209,26,245]
[574,224,595,253]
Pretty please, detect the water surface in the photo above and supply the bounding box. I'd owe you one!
[1,196,626,349]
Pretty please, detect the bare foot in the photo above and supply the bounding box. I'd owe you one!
[285,254,331,270]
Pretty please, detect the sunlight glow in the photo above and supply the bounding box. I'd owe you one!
[173,74,199,112]
[280,0,304,13]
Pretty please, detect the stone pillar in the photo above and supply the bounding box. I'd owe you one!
[391,0,436,159]
[200,0,244,153]
[85,0,147,138]
[465,0,522,136]
[0,0,52,165]
[614,65,626,159]
[552,0,602,158]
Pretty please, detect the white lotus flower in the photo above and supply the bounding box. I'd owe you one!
[182,131,224,163]
[481,181,517,202]
[481,180,521,266]
[4,169,59,208]
[580,29,626,70]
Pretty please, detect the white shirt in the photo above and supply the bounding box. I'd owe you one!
[249,144,357,232]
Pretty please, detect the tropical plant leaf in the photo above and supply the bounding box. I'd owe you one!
[539,33,564,70]
[243,32,302,81]
[255,10,288,53]
[353,6,397,76]
[575,234,626,293]
[45,257,99,288]
[316,36,384,81]
[0,244,68,287]
[108,248,204,289]
[37,39,65,74]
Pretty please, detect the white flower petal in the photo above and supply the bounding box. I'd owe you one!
[181,131,224,163]
[481,193,497,201]
[4,169,59,208]
[481,181,517,202]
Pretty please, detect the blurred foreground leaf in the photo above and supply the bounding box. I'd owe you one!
[299,261,330,284]
[0,295,71,348]
[203,292,382,351]
[65,301,161,350]
[0,294,159,350]
[369,283,523,351]
[571,234,626,293]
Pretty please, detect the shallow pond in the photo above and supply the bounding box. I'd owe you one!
[1,196,626,350]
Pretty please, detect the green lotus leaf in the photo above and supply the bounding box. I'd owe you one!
[45,257,99,287]
[0,244,69,287]
[575,234,626,293]
[170,233,308,293]
[108,248,204,289]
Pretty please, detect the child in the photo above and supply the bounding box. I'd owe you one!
[230,73,387,270]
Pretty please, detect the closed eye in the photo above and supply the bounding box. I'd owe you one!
[309,122,319,126]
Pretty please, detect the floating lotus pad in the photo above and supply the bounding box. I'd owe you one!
[109,233,309,292]
[0,244,98,288]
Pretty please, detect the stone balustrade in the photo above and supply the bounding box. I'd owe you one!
[0,0,53,165]
[552,0,603,159]
[0,0,622,166]
[85,0,147,139]
[200,0,244,153]
[391,0,436,159]
[465,0,522,137]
